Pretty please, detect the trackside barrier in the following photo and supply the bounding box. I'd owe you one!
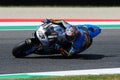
[0,19,120,30]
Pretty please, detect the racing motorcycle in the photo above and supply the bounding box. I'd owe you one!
[12,22,69,58]
[12,20,101,58]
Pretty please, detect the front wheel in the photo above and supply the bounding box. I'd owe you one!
[12,39,37,58]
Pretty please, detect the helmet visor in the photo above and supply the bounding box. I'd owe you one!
[65,35,76,42]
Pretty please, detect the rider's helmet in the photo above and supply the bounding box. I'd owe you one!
[65,26,78,42]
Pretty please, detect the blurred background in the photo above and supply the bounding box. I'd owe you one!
[0,0,120,6]
[0,0,120,19]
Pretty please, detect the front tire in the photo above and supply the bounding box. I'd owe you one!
[12,39,35,58]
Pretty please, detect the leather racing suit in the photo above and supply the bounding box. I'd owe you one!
[43,19,101,56]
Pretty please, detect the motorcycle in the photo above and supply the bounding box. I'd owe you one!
[12,20,101,58]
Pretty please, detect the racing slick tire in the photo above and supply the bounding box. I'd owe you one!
[12,39,36,58]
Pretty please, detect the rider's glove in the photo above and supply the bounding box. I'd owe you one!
[43,19,59,24]
[43,19,51,24]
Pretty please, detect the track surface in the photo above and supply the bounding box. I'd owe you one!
[0,29,120,74]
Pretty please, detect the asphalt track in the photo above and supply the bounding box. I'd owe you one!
[0,29,120,74]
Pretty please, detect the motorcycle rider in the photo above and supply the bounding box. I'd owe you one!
[43,19,101,57]
[64,24,101,56]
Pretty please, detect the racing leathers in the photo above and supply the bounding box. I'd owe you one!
[43,19,101,57]
[64,24,101,56]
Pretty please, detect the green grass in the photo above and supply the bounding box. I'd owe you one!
[1,74,120,80]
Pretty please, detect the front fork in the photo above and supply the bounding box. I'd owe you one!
[25,38,43,54]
